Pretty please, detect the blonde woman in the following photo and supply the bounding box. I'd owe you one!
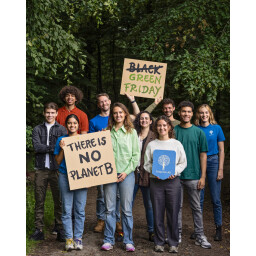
[101,103,140,252]
[195,104,225,241]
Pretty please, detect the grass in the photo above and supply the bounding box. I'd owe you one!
[26,180,55,255]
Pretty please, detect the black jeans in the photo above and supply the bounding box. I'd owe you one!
[34,169,62,230]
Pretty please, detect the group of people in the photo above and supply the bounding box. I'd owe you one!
[30,85,225,253]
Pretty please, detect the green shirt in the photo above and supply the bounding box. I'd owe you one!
[174,124,208,180]
[111,125,140,175]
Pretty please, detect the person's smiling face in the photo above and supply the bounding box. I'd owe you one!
[64,93,77,106]
[139,113,152,129]
[66,117,79,134]
[44,108,58,124]
[179,106,193,124]
[113,107,126,125]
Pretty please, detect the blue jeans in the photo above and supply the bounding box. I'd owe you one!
[58,173,87,239]
[132,173,154,233]
[103,172,135,245]
[96,185,121,222]
[200,154,222,226]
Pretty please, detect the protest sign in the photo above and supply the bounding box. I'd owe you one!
[62,130,117,190]
[152,150,176,180]
[120,58,167,99]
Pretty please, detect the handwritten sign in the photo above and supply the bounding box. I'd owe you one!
[120,58,167,99]
[62,130,117,190]
[152,150,176,180]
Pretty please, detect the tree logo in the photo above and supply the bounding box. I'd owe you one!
[158,155,170,170]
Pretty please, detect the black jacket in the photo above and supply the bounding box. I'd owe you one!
[32,121,67,170]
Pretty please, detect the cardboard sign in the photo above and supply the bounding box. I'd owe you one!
[120,58,167,99]
[62,130,117,190]
[152,150,176,180]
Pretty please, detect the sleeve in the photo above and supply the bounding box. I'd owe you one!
[144,102,157,113]
[123,130,140,176]
[54,137,62,156]
[175,142,187,176]
[89,119,96,133]
[80,112,89,132]
[217,125,225,142]
[199,130,208,153]
[143,143,153,174]
[32,126,51,153]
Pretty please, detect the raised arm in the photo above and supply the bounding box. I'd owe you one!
[144,96,163,113]
[125,93,140,121]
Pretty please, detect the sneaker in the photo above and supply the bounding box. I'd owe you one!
[178,233,182,244]
[149,232,155,242]
[30,229,44,241]
[56,229,65,242]
[94,219,105,233]
[190,232,196,240]
[195,235,212,249]
[126,244,135,252]
[169,246,178,253]
[154,245,164,252]
[74,238,83,250]
[116,222,123,233]
[116,231,124,242]
[65,238,74,251]
[101,243,113,251]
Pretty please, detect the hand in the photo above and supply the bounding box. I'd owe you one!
[154,96,163,105]
[59,139,65,149]
[117,173,127,183]
[197,177,205,190]
[125,93,135,102]
[217,169,224,180]
[168,175,176,179]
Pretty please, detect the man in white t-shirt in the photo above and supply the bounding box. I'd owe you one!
[30,102,67,241]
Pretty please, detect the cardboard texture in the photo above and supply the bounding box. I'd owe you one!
[62,130,117,190]
[120,58,167,99]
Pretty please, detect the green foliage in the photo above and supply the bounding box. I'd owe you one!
[26,125,33,154]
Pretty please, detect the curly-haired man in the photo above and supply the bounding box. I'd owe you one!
[56,85,89,134]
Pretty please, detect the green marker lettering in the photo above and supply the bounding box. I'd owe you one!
[124,83,130,91]
[144,75,149,82]
[142,86,149,93]
[137,74,143,81]
[155,76,162,84]
[129,74,135,81]
[130,84,137,92]
[154,86,161,97]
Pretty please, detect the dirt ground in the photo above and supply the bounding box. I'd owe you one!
[28,161,230,256]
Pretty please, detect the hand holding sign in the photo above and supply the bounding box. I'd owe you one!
[62,131,117,190]
[120,58,167,99]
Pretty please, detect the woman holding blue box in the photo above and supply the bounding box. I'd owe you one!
[144,115,187,253]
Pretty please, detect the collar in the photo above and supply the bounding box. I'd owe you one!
[112,125,127,133]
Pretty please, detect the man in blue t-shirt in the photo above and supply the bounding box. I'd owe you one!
[89,93,140,236]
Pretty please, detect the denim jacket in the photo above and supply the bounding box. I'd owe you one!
[32,121,67,170]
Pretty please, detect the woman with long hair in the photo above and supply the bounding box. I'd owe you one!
[194,104,225,241]
[101,102,140,252]
[132,111,155,242]
[144,115,187,253]
[54,114,88,251]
